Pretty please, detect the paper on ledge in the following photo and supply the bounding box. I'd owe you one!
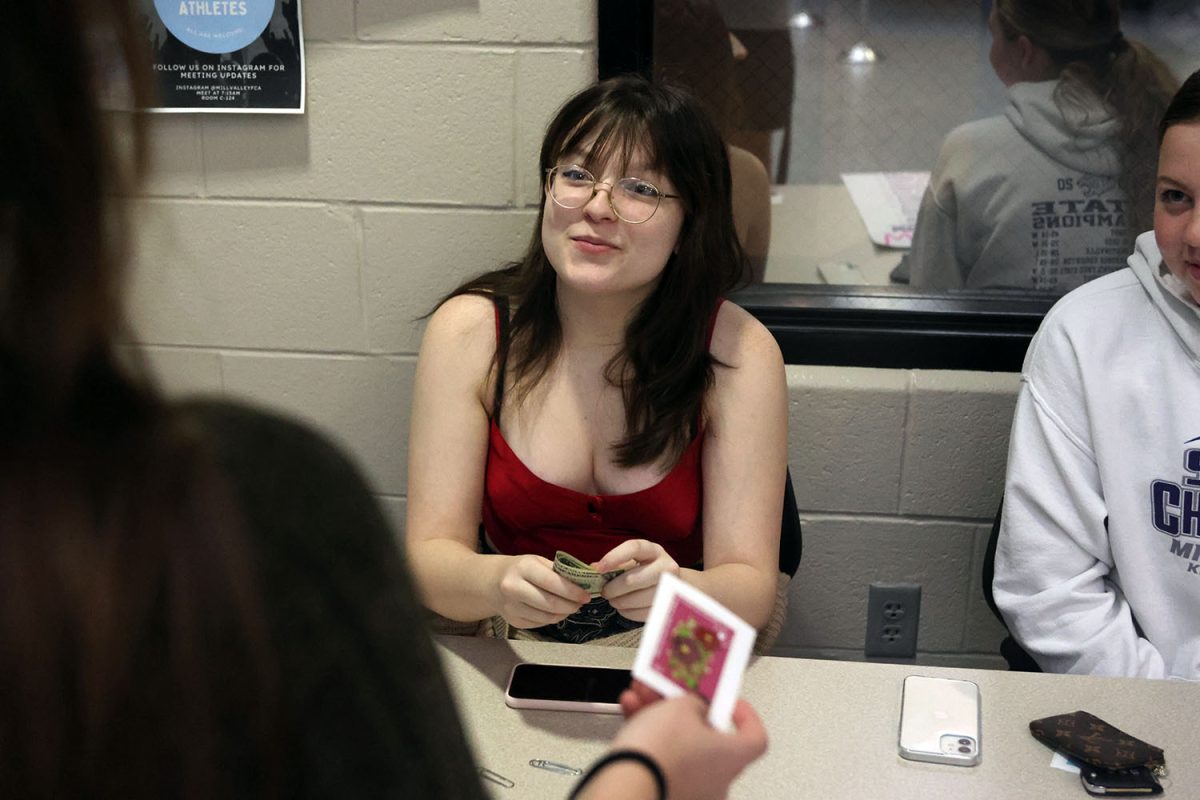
[841,171,930,249]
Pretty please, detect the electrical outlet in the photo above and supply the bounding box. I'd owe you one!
[865,583,921,658]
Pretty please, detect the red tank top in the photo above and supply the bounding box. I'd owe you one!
[481,300,718,566]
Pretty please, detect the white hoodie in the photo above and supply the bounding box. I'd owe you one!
[908,79,1133,292]
[994,232,1200,679]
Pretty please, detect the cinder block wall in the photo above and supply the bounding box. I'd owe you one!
[128,0,1019,668]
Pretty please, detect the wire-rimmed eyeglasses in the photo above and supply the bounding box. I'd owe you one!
[545,165,680,224]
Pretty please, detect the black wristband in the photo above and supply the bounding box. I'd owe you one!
[569,749,667,800]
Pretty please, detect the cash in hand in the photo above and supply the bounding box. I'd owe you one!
[553,550,626,596]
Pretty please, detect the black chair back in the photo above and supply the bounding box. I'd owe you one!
[779,468,802,577]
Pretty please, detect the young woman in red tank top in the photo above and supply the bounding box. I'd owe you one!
[405,77,788,644]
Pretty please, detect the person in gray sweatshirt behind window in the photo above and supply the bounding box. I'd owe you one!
[907,0,1176,293]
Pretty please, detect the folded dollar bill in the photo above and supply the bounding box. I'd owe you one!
[553,550,626,596]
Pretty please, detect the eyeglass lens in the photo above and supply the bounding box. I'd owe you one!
[548,166,662,223]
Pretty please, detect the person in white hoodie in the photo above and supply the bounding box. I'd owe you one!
[906,0,1176,293]
[993,69,1200,679]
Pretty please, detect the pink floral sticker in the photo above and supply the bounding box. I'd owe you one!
[631,573,756,730]
[649,595,733,702]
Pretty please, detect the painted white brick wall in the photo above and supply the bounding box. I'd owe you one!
[131,201,367,351]
[127,0,1022,668]
[362,208,537,353]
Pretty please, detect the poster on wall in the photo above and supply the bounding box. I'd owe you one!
[138,0,305,113]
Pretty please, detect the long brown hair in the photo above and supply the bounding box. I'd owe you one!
[0,2,277,796]
[995,0,1178,235]
[440,77,746,467]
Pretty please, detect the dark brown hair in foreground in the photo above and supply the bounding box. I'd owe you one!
[0,2,277,796]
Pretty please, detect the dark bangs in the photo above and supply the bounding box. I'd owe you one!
[540,82,700,216]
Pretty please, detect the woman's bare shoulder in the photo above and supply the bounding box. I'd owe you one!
[419,293,499,393]
[709,301,782,369]
[703,303,786,435]
[425,293,496,341]
[429,292,494,331]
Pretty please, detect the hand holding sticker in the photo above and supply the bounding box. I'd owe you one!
[630,573,756,731]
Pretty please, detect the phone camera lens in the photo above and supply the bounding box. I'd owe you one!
[958,745,971,753]
[958,738,972,746]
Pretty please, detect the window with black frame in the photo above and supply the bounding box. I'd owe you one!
[599,0,1200,370]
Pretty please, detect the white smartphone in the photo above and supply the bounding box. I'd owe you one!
[503,663,630,714]
[898,675,981,766]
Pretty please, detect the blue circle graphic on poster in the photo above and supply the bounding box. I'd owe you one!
[154,0,274,54]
